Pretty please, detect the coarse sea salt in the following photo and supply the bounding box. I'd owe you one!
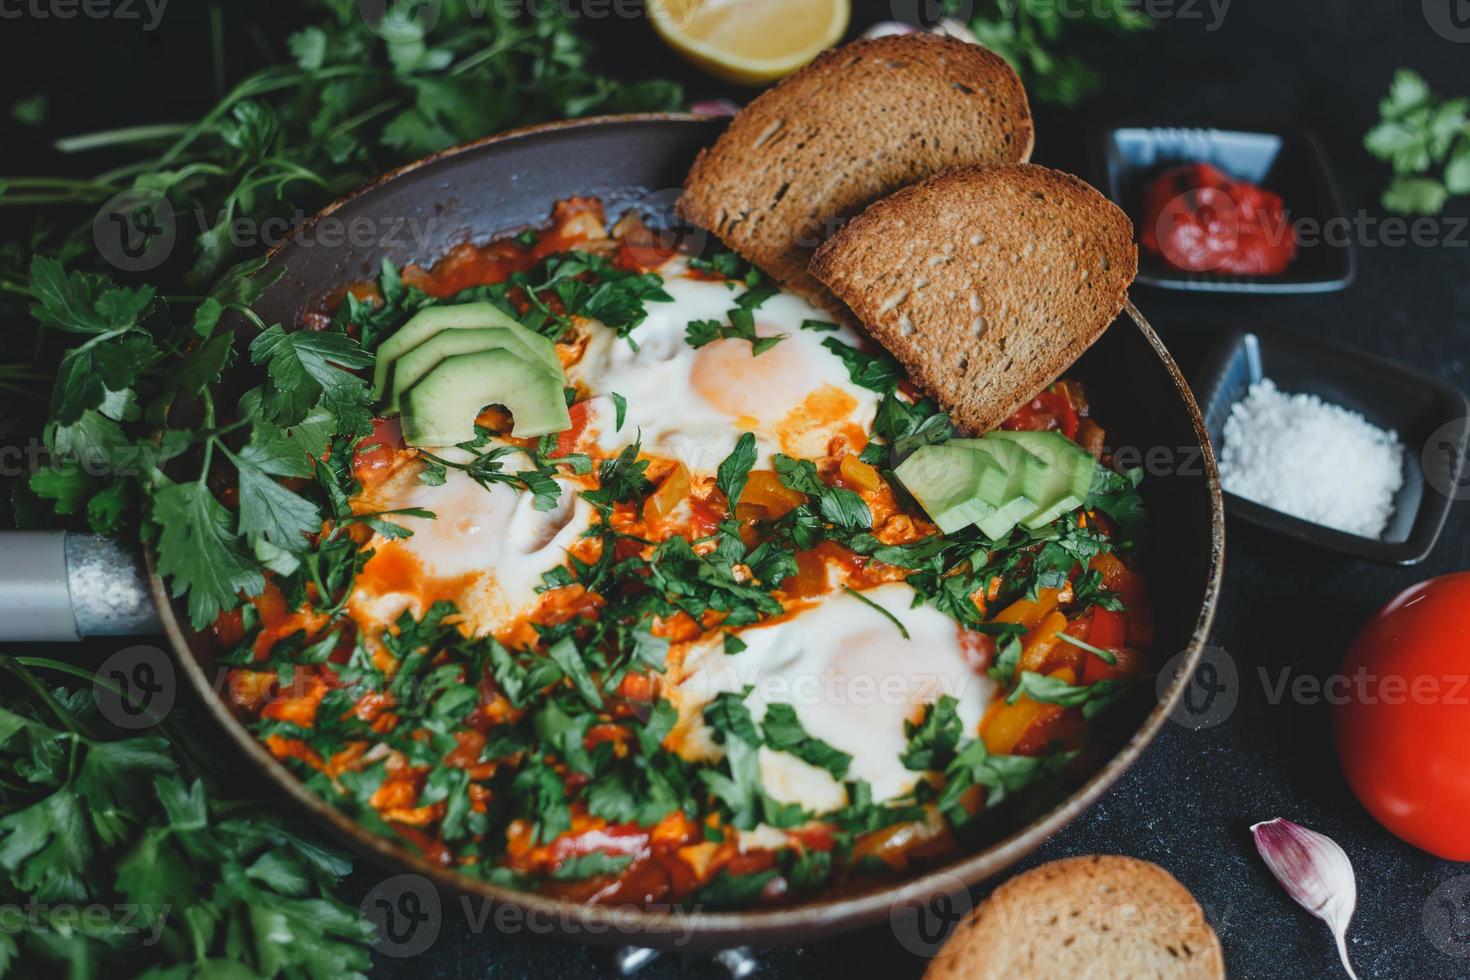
[1218,378,1404,538]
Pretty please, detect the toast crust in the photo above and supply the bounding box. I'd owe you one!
[809,163,1137,433]
[678,33,1034,312]
[925,856,1226,980]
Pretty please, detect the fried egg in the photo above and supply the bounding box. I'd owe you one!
[665,583,994,813]
[348,464,593,640]
[567,266,880,473]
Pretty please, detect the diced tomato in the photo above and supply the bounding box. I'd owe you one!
[353,417,403,487]
[548,823,650,862]
[1003,387,1079,440]
[688,495,725,538]
[250,582,290,630]
[795,824,836,852]
[213,608,245,647]
[785,549,831,598]
[1080,645,1145,685]
[551,401,592,458]
[1088,607,1125,649]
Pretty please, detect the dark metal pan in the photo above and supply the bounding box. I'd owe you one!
[7,114,1224,952]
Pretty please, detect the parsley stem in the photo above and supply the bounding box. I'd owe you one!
[449,29,531,77]
[842,586,911,639]
[0,658,84,737]
[53,123,192,154]
[13,656,128,699]
[1055,631,1118,664]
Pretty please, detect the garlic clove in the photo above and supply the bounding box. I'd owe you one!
[860,22,920,40]
[689,100,741,119]
[1251,818,1360,980]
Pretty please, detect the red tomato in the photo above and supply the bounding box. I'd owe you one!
[352,417,403,487]
[550,401,591,458]
[1333,573,1470,860]
[1003,388,1079,439]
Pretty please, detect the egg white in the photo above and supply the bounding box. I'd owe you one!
[666,583,994,813]
[348,464,593,639]
[567,266,880,473]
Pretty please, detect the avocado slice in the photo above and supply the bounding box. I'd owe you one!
[947,438,1040,540]
[893,445,1008,534]
[386,327,559,415]
[981,430,1095,528]
[401,349,571,446]
[372,303,560,402]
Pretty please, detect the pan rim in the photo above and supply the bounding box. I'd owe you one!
[152,114,1226,950]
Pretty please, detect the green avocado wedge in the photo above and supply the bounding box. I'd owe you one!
[385,327,559,415]
[892,445,1009,534]
[978,430,1095,529]
[371,302,560,403]
[401,348,571,446]
[896,430,1096,538]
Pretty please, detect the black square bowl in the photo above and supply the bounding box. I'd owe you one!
[1194,328,1470,564]
[1090,126,1356,293]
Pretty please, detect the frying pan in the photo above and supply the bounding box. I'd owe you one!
[4,115,1225,952]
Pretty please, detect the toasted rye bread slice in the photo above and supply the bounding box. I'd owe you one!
[809,164,1136,434]
[925,856,1226,980]
[677,33,1033,311]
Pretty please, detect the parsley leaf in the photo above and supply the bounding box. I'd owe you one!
[151,478,265,628]
[1365,69,1470,214]
[704,692,760,747]
[760,704,852,780]
[1006,672,1133,720]
[582,439,651,515]
[550,852,635,880]
[249,324,373,434]
[938,738,1071,821]
[901,696,963,771]
[773,454,871,530]
[716,432,757,508]
[820,337,902,393]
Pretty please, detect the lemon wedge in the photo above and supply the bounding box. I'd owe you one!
[648,0,851,87]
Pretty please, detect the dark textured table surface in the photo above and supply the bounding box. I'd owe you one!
[7,2,1470,978]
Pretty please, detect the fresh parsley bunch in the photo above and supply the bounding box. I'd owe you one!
[1365,69,1470,215]
[0,2,683,629]
[0,657,374,978]
[945,0,1153,106]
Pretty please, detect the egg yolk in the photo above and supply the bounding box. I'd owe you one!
[689,330,813,421]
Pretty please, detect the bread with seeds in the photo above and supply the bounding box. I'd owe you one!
[924,855,1226,980]
[678,33,1033,311]
[809,163,1136,434]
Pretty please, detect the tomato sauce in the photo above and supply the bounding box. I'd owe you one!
[226,200,1154,910]
[1140,162,1297,276]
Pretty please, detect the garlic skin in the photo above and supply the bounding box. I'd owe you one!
[860,22,920,40]
[689,100,740,119]
[1251,818,1360,980]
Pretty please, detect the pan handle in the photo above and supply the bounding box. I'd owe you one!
[0,532,161,640]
